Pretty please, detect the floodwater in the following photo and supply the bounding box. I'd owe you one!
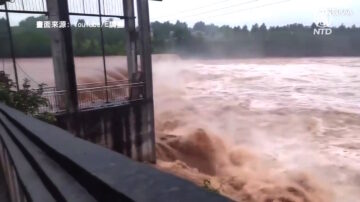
[153,56,360,202]
[3,56,360,201]
[0,56,128,86]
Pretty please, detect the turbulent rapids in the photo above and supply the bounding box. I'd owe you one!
[152,56,360,202]
[14,55,360,202]
[156,129,331,202]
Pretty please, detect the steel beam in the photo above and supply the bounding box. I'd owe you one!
[4,3,19,90]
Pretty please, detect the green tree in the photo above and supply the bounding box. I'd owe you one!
[0,71,55,123]
[193,21,206,32]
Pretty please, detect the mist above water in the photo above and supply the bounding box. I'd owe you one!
[153,56,360,202]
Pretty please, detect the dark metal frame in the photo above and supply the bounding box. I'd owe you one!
[0,0,130,92]
[40,81,145,113]
[0,0,135,107]
[0,0,158,163]
[1,2,20,90]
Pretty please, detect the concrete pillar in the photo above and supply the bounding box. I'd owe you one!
[123,0,138,79]
[46,0,78,113]
[136,0,156,163]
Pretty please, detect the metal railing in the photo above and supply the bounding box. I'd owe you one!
[0,0,48,13]
[42,80,130,92]
[39,82,144,113]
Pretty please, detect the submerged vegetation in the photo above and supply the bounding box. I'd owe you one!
[0,16,359,58]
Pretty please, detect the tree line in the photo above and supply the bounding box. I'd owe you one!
[152,21,360,57]
[0,16,359,58]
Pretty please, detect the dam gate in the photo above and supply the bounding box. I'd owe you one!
[0,0,156,162]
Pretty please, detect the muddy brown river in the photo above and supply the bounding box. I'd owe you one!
[3,55,360,201]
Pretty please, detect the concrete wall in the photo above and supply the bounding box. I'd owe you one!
[55,101,153,162]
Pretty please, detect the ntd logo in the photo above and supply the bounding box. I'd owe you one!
[313,22,332,35]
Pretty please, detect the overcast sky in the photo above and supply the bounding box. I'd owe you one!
[149,0,360,27]
[1,0,359,27]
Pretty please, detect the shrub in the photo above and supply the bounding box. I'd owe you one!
[0,71,55,123]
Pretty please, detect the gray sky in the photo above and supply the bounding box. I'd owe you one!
[1,0,359,27]
[149,0,360,27]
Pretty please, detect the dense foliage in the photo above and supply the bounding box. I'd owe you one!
[152,21,360,57]
[0,71,55,122]
[0,16,359,58]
